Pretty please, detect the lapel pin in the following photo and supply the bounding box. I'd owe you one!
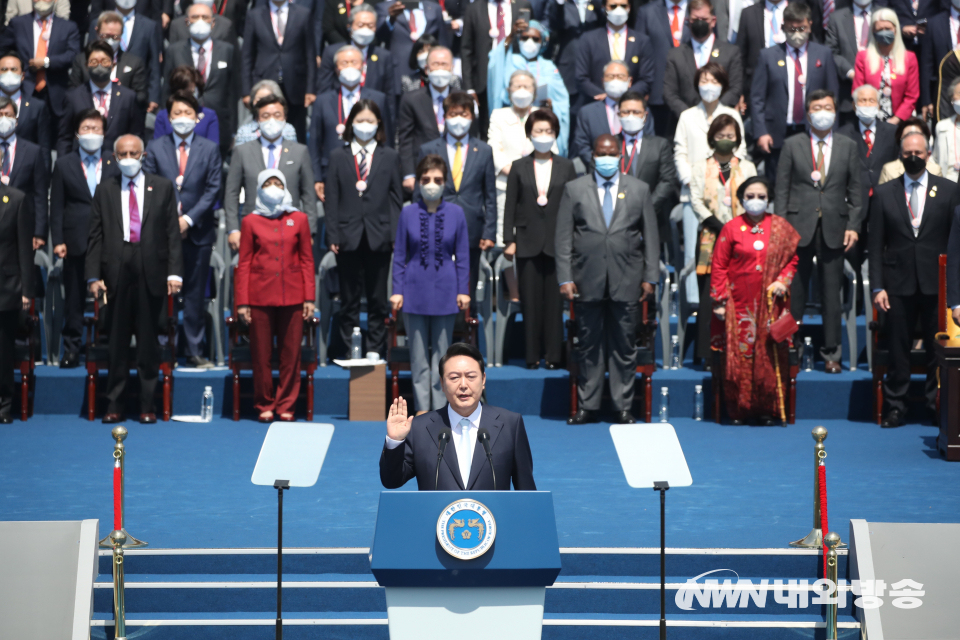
[116,91,120,96]
[2,195,8,203]
[473,146,478,151]
[371,54,378,61]
[711,49,719,57]
[617,192,625,199]
[106,159,110,164]
[339,6,346,12]
[628,36,635,42]
[587,3,593,9]
[891,73,897,79]
[147,186,153,191]
[740,224,747,231]
[816,59,821,67]
[198,112,204,119]
[778,59,785,66]
[631,55,638,63]
[24,101,28,106]
[284,148,289,152]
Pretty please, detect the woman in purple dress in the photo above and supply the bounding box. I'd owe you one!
[390,155,471,414]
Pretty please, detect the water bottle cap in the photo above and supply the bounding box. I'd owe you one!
[661,386,669,393]
[205,386,212,391]
[805,336,812,344]
[695,385,702,392]
[671,335,679,343]
[353,327,361,333]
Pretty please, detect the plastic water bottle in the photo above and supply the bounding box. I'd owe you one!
[659,387,670,423]
[802,336,814,371]
[201,386,213,422]
[351,327,363,359]
[670,334,681,369]
[669,282,679,317]
[693,385,703,421]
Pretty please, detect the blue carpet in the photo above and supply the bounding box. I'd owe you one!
[2,415,958,549]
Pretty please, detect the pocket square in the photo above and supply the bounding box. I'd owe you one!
[123,66,132,73]
[217,61,228,69]
[286,160,294,164]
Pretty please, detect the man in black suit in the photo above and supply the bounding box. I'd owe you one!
[398,45,450,190]
[919,5,956,119]
[0,54,53,167]
[380,342,537,491]
[318,5,400,101]
[50,110,121,368]
[167,0,239,47]
[736,0,785,100]
[461,0,533,136]
[575,0,656,102]
[0,96,50,255]
[86,134,184,424]
[91,0,165,24]
[162,1,240,157]
[663,0,744,119]
[72,11,149,110]
[59,42,144,157]
[889,0,946,51]
[546,0,603,117]
[0,178,32,424]
[825,0,876,122]
[242,0,317,142]
[632,0,691,136]
[93,0,163,113]
[875,131,959,427]
[376,0,445,90]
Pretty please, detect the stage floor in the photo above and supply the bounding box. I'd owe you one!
[2,415,958,549]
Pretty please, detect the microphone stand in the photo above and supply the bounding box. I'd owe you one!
[477,428,497,489]
[435,428,451,490]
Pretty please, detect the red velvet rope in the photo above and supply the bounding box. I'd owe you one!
[113,459,122,532]
[819,462,828,579]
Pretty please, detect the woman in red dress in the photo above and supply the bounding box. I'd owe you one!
[235,169,316,422]
[710,176,800,425]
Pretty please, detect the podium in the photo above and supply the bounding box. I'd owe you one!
[370,491,561,640]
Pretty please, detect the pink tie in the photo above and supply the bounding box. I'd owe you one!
[606,103,621,135]
[128,180,141,242]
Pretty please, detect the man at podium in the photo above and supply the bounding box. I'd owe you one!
[380,343,537,490]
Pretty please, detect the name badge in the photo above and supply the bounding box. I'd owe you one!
[123,66,132,73]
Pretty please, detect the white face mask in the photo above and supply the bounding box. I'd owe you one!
[189,19,212,41]
[171,117,197,136]
[511,88,534,109]
[118,157,141,178]
[77,133,104,152]
[743,198,768,215]
[808,110,836,131]
[607,6,629,26]
[104,37,121,52]
[531,135,555,153]
[422,182,444,201]
[338,66,362,87]
[953,101,960,116]
[855,104,878,124]
[352,121,378,141]
[427,68,452,89]
[259,118,285,140]
[0,116,16,138]
[853,0,871,6]
[619,115,644,134]
[519,39,541,60]
[259,185,286,207]
[0,72,21,94]
[446,116,471,138]
[698,83,722,104]
[604,79,629,100]
[114,0,136,10]
[352,27,375,46]
[417,52,429,70]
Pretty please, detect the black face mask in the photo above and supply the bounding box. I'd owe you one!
[902,154,926,176]
[89,65,111,84]
[689,18,711,39]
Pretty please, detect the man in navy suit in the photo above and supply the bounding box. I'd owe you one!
[919,4,956,119]
[242,0,317,143]
[74,11,149,110]
[0,54,52,168]
[398,45,451,190]
[50,109,121,368]
[547,0,603,116]
[889,0,948,51]
[310,45,391,201]
[0,0,80,137]
[575,0,656,103]
[381,342,536,491]
[633,0,691,137]
[317,6,400,102]
[91,0,165,24]
[417,91,497,303]
[0,96,50,254]
[751,1,838,182]
[143,91,221,369]
[91,0,163,113]
[58,41,144,157]
[377,0,445,89]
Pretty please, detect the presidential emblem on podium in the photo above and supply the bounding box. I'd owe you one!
[437,499,497,559]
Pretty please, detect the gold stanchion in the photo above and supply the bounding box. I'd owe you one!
[110,529,128,640]
[824,531,840,640]
[789,427,846,548]
[99,426,148,549]
[767,291,787,425]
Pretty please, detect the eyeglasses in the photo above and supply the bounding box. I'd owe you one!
[419,177,445,185]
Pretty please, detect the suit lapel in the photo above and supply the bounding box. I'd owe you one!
[466,407,503,489]
[457,139,478,192]
[8,141,24,185]
[141,173,152,226]
[608,174,627,230]
[546,155,564,198]
[629,136,651,178]
[426,410,464,489]
[918,178,940,237]
[895,176,913,233]
[777,44,790,92]
[68,154,91,201]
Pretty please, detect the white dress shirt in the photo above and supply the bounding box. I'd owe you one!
[786,42,808,125]
[607,24,627,61]
[260,134,283,169]
[341,84,361,117]
[904,170,928,235]
[33,11,51,57]
[191,37,213,79]
[351,138,376,173]
[664,0,688,39]
[621,129,642,170]
[89,79,113,117]
[810,130,833,177]
[763,0,786,47]
[952,8,960,49]
[404,3,426,40]
[449,402,481,485]
[691,33,715,68]
[487,0,512,41]
[728,0,757,42]
[270,0,289,43]
[854,4,872,51]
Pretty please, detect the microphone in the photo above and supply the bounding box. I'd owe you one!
[435,427,452,490]
[477,428,497,490]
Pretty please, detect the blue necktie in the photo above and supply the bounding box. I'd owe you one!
[85,156,98,196]
[267,143,276,169]
[602,181,613,227]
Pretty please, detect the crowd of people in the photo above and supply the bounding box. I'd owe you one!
[1,0,960,428]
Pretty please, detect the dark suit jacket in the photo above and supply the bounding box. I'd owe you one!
[837,120,898,214]
[162,39,239,150]
[258,0,324,56]
[775,131,863,249]
[58,83,143,157]
[0,14,80,116]
[316,43,399,104]
[324,0,383,46]
[570,99,655,167]
[575,25,656,100]
[242,4,317,102]
[0,185,33,311]
[872,174,959,298]
[379,404,537,491]
[889,0,947,28]
[461,0,533,94]
[397,85,441,177]
[324,144,403,252]
[633,1,691,105]
[750,42,839,148]
[49,150,121,255]
[85,172,184,297]
[375,1,444,87]
[309,87,390,182]
[87,12,162,104]
[620,134,678,225]
[663,39,743,118]
[167,12,238,48]
[825,7,861,114]
[143,134,222,246]
[12,81,52,163]
[547,0,602,98]
[90,0,163,22]
[417,136,498,245]
[6,137,50,239]
[70,51,148,109]
[503,153,577,257]
[920,10,954,107]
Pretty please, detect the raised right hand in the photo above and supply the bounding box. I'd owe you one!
[387,397,414,441]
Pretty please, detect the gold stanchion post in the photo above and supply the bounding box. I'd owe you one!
[99,426,148,549]
[110,529,128,640]
[824,531,840,640]
[789,427,845,549]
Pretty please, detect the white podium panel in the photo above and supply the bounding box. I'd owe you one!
[609,423,693,488]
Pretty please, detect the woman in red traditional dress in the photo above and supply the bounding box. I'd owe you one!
[710,177,800,426]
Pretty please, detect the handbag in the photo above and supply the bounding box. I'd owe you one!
[768,290,798,343]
